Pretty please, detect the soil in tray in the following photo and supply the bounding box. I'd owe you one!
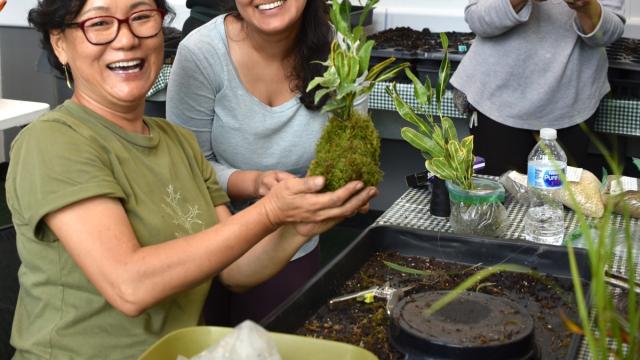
[296,252,580,360]
[369,27,475,54]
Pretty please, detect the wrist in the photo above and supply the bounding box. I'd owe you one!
[256,195,282,230]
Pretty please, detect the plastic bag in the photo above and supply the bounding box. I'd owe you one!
[601,175,640,218]
[551,168,604,218]
[178,320,282,360]
[500,169,604,218]
[499,171,531,205]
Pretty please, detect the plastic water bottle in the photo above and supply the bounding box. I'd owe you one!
[524,128,566,245]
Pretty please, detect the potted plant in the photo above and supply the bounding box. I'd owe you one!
[306,0,409,191]
[386,34,507,237]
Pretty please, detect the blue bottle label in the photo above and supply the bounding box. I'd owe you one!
[527,162,564,189]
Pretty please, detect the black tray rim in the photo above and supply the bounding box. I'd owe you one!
[262,223,591,360]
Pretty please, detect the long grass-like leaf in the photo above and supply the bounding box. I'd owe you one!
[424,264,530,317]
[384,261,432,276]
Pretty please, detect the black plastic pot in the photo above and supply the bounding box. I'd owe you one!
[390,291,536,360]
[261,225,591,360]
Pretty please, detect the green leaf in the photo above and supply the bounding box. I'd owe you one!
[321,98,346,115]
[367,57,396,81]
[424,264,530,317]
[405,68,429,106]
[375,63,411,83]
[386,84,432,136]
[431,124,446,151]
[441,116,458,142]
[346,54,360,83]
[435,33,451,111]
[358,40,375,77]
[426,157,457,181]
[358,0,378,27]
[446,140,463,180]
[330,0,350,39]
[384,261,431,276]
[401,127,444,158]
[336,50,349,80]
[313,88,332,105]
[460,135,475,177]
[633,157,640,171]
[440,32,449,51]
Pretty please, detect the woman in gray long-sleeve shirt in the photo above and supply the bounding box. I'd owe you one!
[166,0,334,326]
[450,0,625,175]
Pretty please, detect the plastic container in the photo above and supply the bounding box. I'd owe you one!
[138,326,378,360]
[262,225,591,360]
[525,128,567,245]
[445,177,508,237]
[390,291,536,360]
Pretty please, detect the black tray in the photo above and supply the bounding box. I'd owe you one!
[262,224,591,359]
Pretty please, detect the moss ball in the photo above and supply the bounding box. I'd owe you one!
[308,110,383,192]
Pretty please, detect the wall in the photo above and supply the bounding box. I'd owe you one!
[626,0,640,38]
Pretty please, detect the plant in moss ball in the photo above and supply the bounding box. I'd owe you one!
[307,0,409,191]
[386,33,475,190]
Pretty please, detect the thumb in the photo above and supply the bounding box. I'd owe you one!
[300,176,325,193]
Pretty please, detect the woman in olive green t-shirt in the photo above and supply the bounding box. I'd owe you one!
[7,0,377,358]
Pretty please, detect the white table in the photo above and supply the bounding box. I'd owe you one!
[0,98,49,162]
[0,98,49,130]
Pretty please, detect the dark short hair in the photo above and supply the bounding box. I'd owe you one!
[28,0,174,79]
[230,0,332,111]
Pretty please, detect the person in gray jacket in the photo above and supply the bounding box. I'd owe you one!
[450,0,625,175]
[166,0,334,326]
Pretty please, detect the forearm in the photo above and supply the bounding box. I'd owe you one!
[219,225,308,292]
[54,201,278,317]
[574,0,625,47]
[122,205,277,312]
[226,169,261,200]
[465,0,532,38]
[575,1,602,34]
[510,0,529,12]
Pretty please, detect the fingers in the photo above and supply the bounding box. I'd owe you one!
[275,171,297,182]
[281,176,326,195]
[308,186,378,221]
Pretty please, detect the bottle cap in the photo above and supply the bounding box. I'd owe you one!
[540,128,557,140]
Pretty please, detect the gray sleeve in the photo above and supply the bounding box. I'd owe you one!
[574,0,625,47]
[165,41,238,191]
[464,0,532,38]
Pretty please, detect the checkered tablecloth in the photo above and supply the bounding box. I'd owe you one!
[374,181,639,360]
[370,82,640,137]
[146,68,639,137]
[146,65,171,98]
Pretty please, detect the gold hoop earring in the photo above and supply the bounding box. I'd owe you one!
[63,63,72,89]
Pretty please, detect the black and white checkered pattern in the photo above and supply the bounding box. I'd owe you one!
[595,97,640,136]
[145,68,639,136]
[370,82,464,118]
[146,65,171,98]
[374,179,640,360]
[370,82,640,137]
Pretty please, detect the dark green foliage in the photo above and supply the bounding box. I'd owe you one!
[309,111,382,192]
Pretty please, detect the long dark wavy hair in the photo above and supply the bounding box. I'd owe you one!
[231,0,332,110]
[28,0,174,79]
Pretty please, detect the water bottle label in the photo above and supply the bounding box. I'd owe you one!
[527,163,564,189]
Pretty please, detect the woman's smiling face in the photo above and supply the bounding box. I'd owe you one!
[235,0,307,35]
[50,0,164,108]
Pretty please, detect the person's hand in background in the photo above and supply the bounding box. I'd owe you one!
[0,0,7,12]
[565,0,602,34]
[255,170,297,198]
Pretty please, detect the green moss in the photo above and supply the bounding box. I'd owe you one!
[309,111,383,192]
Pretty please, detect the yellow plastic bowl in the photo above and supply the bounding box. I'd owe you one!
[138,326,378,360]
